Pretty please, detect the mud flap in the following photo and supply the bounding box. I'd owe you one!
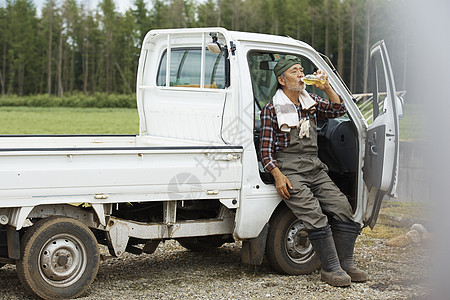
[6,225,20,259]
[241,223,269,266]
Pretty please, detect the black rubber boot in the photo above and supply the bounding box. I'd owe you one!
[307,226,351,287]
[331,219,369,282]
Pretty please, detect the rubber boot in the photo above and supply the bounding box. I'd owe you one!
[307,226,351,287]
[331,219,369,282]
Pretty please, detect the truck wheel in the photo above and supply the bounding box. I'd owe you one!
[177,236,225,252]
[266,205,320,275]
[16,217,100,300]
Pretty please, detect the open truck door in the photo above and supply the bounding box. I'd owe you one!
[363,40,402,228]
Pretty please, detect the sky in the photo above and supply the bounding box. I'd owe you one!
[33,0,135,14]
[31,0,206,16]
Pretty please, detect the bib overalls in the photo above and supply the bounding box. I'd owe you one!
[275,119,354,229]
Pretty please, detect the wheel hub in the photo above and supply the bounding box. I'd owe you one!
[285,221,315,263]
[57,255,69,267]
[39,234,86,286]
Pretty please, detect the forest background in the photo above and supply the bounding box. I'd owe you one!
[0,0,413,101]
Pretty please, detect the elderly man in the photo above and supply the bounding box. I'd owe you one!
[259,55,368,286]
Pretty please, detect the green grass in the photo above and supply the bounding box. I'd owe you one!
[357,100,420,140]
[0,93,136,108]
[399,104,421,140]
[0,106,139,134]
[0,104,419,138]
[380,201,428,221]
[362,223,408,239]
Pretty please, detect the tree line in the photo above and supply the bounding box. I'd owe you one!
[0,0,409,97]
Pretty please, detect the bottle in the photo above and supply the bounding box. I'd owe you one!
[301,74,326,85]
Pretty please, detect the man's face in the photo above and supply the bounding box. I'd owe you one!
[279,64,305,92]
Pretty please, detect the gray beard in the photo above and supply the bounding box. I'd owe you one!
[286,81,304,93]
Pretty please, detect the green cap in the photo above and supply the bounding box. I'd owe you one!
[273,55,302,77]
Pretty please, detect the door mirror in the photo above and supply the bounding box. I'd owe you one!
[396,95,404,120]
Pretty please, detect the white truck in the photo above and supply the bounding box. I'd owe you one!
[0,28,402,299]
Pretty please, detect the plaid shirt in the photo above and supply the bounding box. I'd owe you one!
[259,92,347,173]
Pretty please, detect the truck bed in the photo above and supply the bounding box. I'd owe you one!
[0,134,243,210]
[0,134,221,149]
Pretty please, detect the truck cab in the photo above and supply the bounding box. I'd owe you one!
[137,27,400,233]
[135,27,401,275]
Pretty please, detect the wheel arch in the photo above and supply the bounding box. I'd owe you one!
[2,204,103,261]
[23,204,106,230]
[240,201,288,266]
[233,194,281,240]
[268,201,290,223]
[5,202,106,232]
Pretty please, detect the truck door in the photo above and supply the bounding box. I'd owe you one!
[362,40,401,228]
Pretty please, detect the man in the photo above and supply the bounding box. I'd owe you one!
[259,55,368,287]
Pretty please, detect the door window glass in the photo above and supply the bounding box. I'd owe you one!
[247,52,327,110]
[372,52,388,120]
[157,48,226,89]
[248,51,332,132]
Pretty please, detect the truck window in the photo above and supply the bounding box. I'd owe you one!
[249,51,329,134]
[372,57,388,119]
[157,48,226,89]
[248,51,327,110]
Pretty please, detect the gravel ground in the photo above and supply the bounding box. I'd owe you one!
[0,231,432,300]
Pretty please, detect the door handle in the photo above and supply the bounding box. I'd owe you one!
[211,154,240,161]
[368,132,377,156]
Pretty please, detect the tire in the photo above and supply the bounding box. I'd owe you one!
[16,217,100,300]
[177,235,227,252]
[266,205,321,275]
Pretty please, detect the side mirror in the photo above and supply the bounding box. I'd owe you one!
[207,32,223,54]
[396,95,404,120]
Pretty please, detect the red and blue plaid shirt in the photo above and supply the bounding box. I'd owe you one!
[259,92,346,173]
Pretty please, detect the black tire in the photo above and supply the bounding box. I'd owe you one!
[177,235,226,252]
[16,217,100,300]
[266,205,321,275]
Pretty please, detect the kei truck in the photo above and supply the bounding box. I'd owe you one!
[0,27,402,299]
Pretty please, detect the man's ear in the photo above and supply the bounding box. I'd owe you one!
[277,76,285,87]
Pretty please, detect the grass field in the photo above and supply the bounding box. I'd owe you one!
[398,104,421,140]
[0,105,417,139]
[0,106,139,134]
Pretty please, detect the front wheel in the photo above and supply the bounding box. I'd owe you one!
[16,217,100,300]
[266,205,320,275]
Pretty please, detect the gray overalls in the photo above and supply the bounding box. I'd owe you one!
[275,119,354,229]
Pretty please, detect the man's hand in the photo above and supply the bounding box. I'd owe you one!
[270,167,293,199]
[313,70,340,104]
[312,70,329,90]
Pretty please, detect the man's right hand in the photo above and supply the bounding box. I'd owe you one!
[270,167,293,199]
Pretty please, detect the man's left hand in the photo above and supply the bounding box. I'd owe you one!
[313,70,340,104]
[312,70,330,91]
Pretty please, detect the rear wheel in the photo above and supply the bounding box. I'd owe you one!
[16,217,100,300]
[266,205,320,275]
